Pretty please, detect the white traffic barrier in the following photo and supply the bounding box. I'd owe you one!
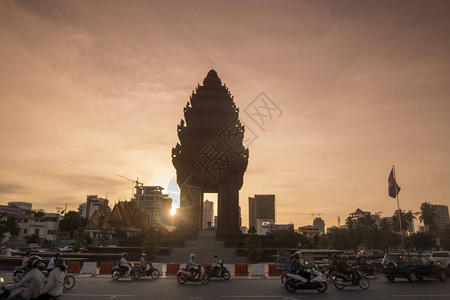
[225,264,234,276]
[250,264,266,276]
[81,262,97,274]
[152,263,163,273]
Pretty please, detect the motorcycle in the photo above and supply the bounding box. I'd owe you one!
[176,264,209,285]
[204,260,231,280]
[358,262,379,278]
[12,267,26,283]
[284,264,328,294]
[0,277,11,300]
[42,271,76,290]
[111,265,141,280]
[333,268,370,290]
[325,265,338,280]
[138,262,161,280]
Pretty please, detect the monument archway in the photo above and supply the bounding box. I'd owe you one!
[172,69,249,238]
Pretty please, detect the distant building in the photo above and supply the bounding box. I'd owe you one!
[203,200,214,229]
[298,225,320,238]
[239,206,242,227]
[8,202,32,211]
[79,195,109,220]
[256,219,274,235]
[313,217,325,235]
[16,212,60,247]
[133,186,172,227]
[430,204,449,229]
[266,223,294,233]
[107,201,151,236]
[249,194,275,229]
[0,205,23,216]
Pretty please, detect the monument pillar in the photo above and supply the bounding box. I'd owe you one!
[217,176,241,238]
[172,69,248,239]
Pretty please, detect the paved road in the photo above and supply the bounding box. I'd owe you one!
[1,273,449,300]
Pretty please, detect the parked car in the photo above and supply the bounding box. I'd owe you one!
[429,251,450,271]
[59,246,74,252]
[382,253,447,282]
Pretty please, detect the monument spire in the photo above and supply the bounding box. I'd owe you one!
[172,69,248,238]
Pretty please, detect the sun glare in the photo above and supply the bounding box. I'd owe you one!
[170,205,177,216]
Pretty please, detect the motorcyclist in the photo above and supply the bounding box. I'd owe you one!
[337,254,356,281]
[331,253,338,268]
[139,253,148,271]
[187,253,199,279]
[212,253,221,276]
[21,252,31,268]
[37,259,65,300]
[355,254,361,268]
[292,252,311,283]
[4,255,45,300]
[119,252,132,277]
[47,252,63,274]
[360,254,369,272]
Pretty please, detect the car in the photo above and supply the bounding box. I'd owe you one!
[381,253,447,282]
[429,251,450,270]
[59,246,74,252]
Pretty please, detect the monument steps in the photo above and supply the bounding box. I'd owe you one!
[155,230,250,264]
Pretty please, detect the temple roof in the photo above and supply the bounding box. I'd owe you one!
[203,69,222,87]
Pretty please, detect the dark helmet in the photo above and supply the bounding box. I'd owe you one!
[55,252,61,258]
[341,254,348,260]
[213,253,218,258]
[293,253,300,259]
[25,251,31,256]
[27,255,44,269]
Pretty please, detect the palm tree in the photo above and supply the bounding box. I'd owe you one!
[392,209,410,233]
[406,210,420,233]
[419,202,438,231]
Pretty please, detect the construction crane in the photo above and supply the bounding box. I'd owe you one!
[117,175,143,186]
[310,212,323,220]
[117,175,144,199]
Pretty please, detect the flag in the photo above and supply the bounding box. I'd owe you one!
[388,168,401,198]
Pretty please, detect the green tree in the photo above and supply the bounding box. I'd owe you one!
[419,202,438,231]
[99,229,110,247]
[0,214,20,240]
[73,227,87,252]
[113,227,128,245]
[245,226,262,262]
[142,227,158,259]
[407,232,433,250]
[392,209,411,233]
[59,211,88,238]
[273,228,311,248]
[329,228,349,250]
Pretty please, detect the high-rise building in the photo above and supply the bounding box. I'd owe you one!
[79,195,109,220]
[249,194,275,229]
[313,217,325,235]
[203,200,214,229]
[430,204,449,229]
[8,202,32,211]
[133,186,172,227]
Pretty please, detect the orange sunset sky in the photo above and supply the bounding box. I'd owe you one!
[0,0,449,229]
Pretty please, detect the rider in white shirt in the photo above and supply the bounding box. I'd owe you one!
[119,252,132,277]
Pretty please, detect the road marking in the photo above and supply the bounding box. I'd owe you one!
[392,295,450,298]
[63,294,135,298]
[221,296,308,298]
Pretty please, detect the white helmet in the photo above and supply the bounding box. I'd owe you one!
[190,253,196,259]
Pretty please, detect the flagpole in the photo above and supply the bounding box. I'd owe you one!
[393,165,405,250]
